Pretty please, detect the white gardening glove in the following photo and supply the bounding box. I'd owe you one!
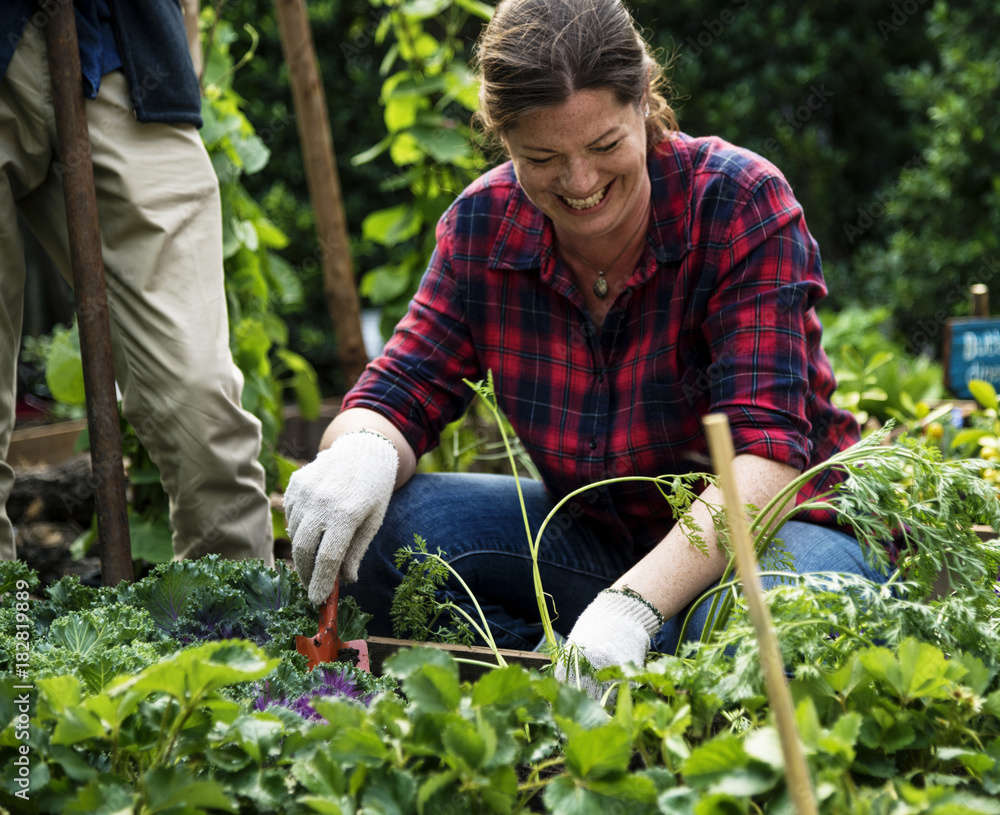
[556,588,664,702]
[284,430,399,605]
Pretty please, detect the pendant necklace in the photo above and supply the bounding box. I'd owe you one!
[559,211,649,300]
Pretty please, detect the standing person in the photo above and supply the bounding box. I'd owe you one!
[0,0,274,565]
[284,0,885,695]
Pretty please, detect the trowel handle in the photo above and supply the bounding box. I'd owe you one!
[318,576,340,639]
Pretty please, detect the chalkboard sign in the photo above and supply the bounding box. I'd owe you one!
[943,317,1000,399]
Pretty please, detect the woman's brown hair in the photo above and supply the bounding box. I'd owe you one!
[473,0,676,152]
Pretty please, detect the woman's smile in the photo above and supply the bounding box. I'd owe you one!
[502,88,650,246]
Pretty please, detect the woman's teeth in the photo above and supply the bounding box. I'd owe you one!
[563,186,606,210]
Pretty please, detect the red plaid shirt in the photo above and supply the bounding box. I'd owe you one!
[343,134,859,553]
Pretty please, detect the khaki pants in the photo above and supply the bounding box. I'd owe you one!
[0,28,273,565]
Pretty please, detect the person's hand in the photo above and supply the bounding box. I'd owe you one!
[555,588,664,701]
[284,430,399,605]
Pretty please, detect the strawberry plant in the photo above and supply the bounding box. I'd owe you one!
[3,384,1000,812]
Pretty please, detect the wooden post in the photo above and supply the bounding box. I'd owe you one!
[179,0,203,80]
[971,284,990,318]
[273,0,369,386]
[703,414,818,815]
[45,2,133,586]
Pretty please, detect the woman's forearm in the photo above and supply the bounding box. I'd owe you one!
[318,407,418,490]
[612,454,800,619]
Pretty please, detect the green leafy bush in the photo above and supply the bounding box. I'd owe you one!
[852,0,1000,349]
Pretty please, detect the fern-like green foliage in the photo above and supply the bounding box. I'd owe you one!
[390,535,475,646]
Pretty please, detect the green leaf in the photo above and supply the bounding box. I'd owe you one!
[46,323,86,405]
[416,770,459,815]
[859,638,955,701]
[441,717,495,771]
[362,204,422,247]
[384,94,422,132]
[561,721,632,781]
[262,251,302,305]
[681,737,748,789]
[452,0,494,20]
[143,765,238,813]
[351,133,393,166]
[114,640,278,702]
[64,774,135,814]
[291,745,349,800]
[127,514,174,564]
[360,264,415,304]
[401,0,451,19]
[359,767,418,815]
[385,647,462,712]
[969,379,999,410]
[410,125,472,163]
[299,797,350,815]
[51,705,107,745]
[234,317,273,372]
[543,775,614,815]
[49,744,100,783]
[276,349,320,420]
[229,713,286,764]
[233,133,270,175]
[471,664,538,709]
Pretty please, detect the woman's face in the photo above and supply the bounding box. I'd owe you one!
[502,88,649,242]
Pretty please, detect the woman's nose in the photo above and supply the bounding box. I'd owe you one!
[561,156,598,195]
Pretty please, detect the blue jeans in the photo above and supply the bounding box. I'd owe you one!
[343,473,889,653]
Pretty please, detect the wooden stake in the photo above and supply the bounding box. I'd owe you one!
[273,0,369,386]
[45,2,133,586]
[179,0,203,79]
[702,414,818,815]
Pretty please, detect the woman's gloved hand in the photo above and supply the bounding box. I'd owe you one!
[284,430,399,605]
[556,588,664,701]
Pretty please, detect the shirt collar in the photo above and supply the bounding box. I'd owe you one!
[488,134,694,276]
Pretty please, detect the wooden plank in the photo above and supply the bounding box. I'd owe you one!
[9,419,88,469]
[365,635,551,682]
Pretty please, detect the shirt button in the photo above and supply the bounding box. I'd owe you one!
[597,372,604,382]
[589,437,597,450]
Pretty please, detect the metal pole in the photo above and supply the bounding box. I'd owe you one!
[43,1,133,586]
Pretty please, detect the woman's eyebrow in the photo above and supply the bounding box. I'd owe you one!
[520,126,623,153]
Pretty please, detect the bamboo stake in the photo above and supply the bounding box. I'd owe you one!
[45,2,133,586]
[702,413,817,815]
[273,0,369,386]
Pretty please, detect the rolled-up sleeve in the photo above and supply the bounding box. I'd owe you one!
[702,176,828,471]
[342,210,483,457]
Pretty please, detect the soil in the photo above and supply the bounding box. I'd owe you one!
[10,452,295,587]
[11,454,103,586]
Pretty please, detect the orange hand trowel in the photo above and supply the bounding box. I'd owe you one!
[295,577,370,672]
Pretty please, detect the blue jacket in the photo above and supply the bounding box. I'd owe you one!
[1,0,202,127]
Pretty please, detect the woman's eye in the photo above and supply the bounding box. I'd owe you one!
[593,140,620,154]
[525,156,553,165]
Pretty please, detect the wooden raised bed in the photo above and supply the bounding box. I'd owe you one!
[8,418,88,469]
[364,636,551,682]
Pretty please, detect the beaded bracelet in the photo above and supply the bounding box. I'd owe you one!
[346,427,397,451]
[603,586,666,626]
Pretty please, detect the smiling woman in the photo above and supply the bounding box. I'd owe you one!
[282,0,878,703]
